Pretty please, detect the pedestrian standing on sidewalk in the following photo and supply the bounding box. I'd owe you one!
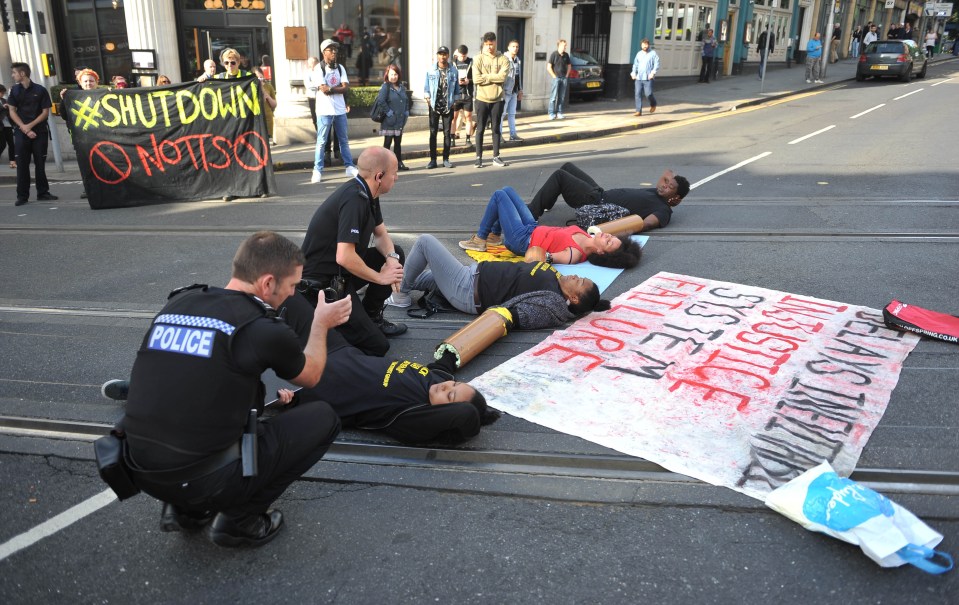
[8,62,57,206]
[546,40,572,120]
[851,25,863,58]
[375,64,410,171]
[0,85,16,169]
[863,24,878,48]
[830,25,842,64]
[805,33,824,84]
[502,39,523,141]
[311,39,358,184]
[423,46,459,169]
[305,56,320,131]
[630,39,659,116]
[699,29,718,83]
[472,31,510,168]
[757,27,775,79]
[924,28,937,58]
[451,46,475,145]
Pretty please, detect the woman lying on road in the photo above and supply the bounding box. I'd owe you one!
[386,234,611,330]
[273,328,498,446]
[458,186,641,268]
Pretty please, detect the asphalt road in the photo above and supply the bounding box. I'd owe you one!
[1,62,957,602]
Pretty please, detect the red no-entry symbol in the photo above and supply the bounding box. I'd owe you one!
[89,141,133,185]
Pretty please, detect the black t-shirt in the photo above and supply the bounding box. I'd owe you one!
[549,51,571,78]
[476,261,563,311]
[123,287,305,462]
[602,188,673,227]
[8,81,52,130]
[301,177,383,278]
[435,67,450,114]
[453,58,473,101]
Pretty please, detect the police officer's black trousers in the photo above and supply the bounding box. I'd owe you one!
[133,402,340,517]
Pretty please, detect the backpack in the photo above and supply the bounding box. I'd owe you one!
[571,203,631,230]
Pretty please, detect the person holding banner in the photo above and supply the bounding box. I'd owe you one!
[386,234,610,331]
[213,48,252,79]
[196,59,218,82]
[311,39,358,184]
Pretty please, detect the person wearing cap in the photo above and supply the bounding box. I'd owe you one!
[423,45,460,169]
[312,39,358,184]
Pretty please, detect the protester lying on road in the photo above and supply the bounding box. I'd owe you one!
[527,162,690,232]
[458,186,641,268]
[273,329,499,446]
[385,234,611,330]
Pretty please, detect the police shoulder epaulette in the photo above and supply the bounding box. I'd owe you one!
[168,283,208,299]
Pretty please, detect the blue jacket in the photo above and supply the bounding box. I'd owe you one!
[806,39,823,59]
[423,62,460,112]
[374,82,409,131]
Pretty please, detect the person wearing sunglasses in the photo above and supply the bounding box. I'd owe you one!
[214,48,252,80]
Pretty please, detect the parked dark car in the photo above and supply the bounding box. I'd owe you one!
[568,50,604,98]
[856,39,927,82]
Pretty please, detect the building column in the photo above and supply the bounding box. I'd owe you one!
[407,1,449,114]
[605,1,636,100]
[124,0,181,84]
[840,0,857,59]
[271,1,322,145]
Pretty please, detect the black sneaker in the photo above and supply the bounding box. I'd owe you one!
[160,502,213,533]
[37,192,58,201]
[15,198,28,206]
[101,379,129,401]
[209,510,284,548]
[474,158,483,168]
[426,161,437,169]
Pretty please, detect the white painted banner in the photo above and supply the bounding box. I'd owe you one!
[472,272,920,500]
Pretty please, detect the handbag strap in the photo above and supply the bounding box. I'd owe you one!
[896,544,954,575]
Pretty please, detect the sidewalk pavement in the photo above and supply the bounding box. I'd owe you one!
[14,55,952,183]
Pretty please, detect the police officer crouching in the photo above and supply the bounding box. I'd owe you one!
[104,232,352,548]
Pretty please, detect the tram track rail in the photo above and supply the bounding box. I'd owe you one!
[2,415,958,499]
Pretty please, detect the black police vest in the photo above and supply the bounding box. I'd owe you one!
[122,285,274,456]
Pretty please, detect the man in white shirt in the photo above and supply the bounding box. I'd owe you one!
[312,40,357,184]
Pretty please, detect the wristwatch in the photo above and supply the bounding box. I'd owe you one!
[386,252,400,261]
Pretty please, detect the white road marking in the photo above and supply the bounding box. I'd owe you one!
[0,489,117,562]
[788,125,836,145]
[689,152,772,190]
[850,104,885,119]
[893,89,923,100]
[930,78,952,87]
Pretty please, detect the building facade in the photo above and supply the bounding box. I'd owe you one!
[2,0,931,149]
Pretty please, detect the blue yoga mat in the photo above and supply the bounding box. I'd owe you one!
[554,235,648,293]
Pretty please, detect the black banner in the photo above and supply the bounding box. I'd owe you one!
[64,77,275,209]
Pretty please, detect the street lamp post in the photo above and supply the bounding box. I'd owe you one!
[821,0,838,80]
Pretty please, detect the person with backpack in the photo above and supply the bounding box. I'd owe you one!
[311,39,358,184]
[526,163,690,233]
[458,187,640,269]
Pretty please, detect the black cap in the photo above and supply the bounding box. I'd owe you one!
[437,46,450,55]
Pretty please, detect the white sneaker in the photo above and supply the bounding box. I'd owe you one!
[815,80,824,83]
[345,166,359,178]
[385,291,412,308]
[310,170,322,184]
[805,79,812,83]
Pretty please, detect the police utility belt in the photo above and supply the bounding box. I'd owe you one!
[94,410,259,501]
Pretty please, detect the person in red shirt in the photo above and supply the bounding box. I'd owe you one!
[458,187,640,267]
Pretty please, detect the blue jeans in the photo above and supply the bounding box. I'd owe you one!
[549,77,568,117]
[634,79,656,112]
[314,113,354,172]
[502,91,518,137]
[400,234,479,314]
[477,187,537,256]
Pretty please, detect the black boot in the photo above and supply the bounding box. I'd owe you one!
[160,502,213,532]
[208,510,284,548]
[370,308,407,337]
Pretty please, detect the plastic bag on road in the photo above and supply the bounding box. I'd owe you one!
[764,461,954,574]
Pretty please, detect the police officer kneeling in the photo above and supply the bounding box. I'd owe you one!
[115,231,351,548]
